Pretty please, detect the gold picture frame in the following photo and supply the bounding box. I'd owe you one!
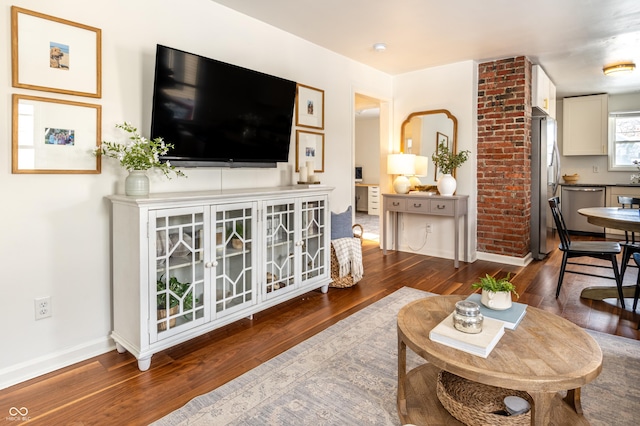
[295,130,325,173]
[11,6,102,98]
[295,83,324,130]
[12,94,102,174]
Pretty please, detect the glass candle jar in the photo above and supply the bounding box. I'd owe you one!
[453,300,484,334]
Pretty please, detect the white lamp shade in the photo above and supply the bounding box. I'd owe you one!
[414,156,429,177]
[387,154,415,175]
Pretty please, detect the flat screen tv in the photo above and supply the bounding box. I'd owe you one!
[150,45,297,167]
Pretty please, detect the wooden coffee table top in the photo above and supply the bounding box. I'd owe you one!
[397,295,603,393]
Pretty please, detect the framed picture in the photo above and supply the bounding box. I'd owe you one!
[295,84,324,130]
[296,130,325,172]
[434,132,450,180]
[12,94,102,174]
[11,6,102,98]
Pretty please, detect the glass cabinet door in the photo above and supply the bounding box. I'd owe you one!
[151,207,207,342]
[264,199,296,299]
[213,202,256,317]
[300,197,328,284]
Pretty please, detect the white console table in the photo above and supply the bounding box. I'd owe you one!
[382,193,469,268]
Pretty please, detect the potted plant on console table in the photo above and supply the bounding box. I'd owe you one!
[96,122,185,196]
[471,273,519,310]
[431,142,470,196]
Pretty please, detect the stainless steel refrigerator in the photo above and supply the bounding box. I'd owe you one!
[531,115,560,260]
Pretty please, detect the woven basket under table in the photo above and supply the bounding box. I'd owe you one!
[329,224,363,288]
[436,370,533,426]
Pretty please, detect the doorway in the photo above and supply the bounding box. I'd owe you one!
[354,93,383,241]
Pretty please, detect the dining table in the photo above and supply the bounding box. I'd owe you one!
[577,207,640,303]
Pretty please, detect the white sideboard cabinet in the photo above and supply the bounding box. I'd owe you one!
[108,186,333,370]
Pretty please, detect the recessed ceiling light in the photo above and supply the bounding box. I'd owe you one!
[603,62,636,75]
[373,43,387,52]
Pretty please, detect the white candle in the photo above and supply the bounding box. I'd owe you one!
[306,161,315,175]
[308,173,316,183]
[299,166,307,182]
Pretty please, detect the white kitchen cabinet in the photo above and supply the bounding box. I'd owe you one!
[562,94,608,156]
[532,65,557,118]
[108,186,332,371]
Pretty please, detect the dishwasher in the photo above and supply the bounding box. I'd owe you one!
[561,186,606,234]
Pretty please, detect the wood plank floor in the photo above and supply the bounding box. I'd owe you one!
[2,237,638,425]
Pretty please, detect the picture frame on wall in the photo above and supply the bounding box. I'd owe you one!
[434,131,450,180]
[296,130,325,173]
[12,94,102,174]
[295,84,324,130]
[11,6,102,98]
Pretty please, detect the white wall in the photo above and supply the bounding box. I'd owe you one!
[0,0,392,388]
[392,61,478,263]
[558,92,640,184]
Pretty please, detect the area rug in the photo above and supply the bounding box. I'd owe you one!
[153,287,640,426]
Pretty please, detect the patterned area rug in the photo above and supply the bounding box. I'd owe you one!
[153,287,640,426]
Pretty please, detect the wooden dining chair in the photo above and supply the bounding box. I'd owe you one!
[617,196,640,281]
[548,197,625,308]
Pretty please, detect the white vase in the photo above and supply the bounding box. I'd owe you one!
[125,170,150,196]
[481,289,513,310]
[437,174,457,196]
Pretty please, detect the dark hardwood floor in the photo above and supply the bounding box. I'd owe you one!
[2,237,638,425]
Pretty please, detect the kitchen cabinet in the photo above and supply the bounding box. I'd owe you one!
[562,94,608,156]
[532,65,557,118]
[108,186,332,371]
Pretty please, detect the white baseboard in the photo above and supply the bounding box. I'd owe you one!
[476,251,533,267]
[0,337,114,390]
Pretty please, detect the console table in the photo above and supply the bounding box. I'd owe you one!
[382,193,468,267]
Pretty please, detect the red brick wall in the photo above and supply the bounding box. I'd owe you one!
[477,56,532,257]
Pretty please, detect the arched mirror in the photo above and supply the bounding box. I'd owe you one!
[400,109,458,185]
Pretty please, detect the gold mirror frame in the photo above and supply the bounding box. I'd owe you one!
[400,109,458,182]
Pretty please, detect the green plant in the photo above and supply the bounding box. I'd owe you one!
[96,122,186,179]
[431,142,471,175]
[471,273,519,298]
[157,275,194,310]
[226,222,244,239]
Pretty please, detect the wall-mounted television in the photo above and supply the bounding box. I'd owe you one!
[150,45,297,168]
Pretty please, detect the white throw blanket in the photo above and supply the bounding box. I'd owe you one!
[331,237,363,283]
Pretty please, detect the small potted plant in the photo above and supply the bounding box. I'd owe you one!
[471,273,519,310]
[431,142,471,196]
[96,122,186,196]
[157,275,194,331]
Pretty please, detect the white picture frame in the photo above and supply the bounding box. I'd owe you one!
[295,84,324,130]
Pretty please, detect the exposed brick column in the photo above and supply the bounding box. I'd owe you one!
[477,56,532,258]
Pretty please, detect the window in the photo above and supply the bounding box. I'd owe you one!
[609,112,640,170]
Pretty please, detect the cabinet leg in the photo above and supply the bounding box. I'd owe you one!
[115,342,127,354]
[320,284,329,294]
[137,357,152,371]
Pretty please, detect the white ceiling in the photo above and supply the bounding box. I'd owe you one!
[212,0,640,99]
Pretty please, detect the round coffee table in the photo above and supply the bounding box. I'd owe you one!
[397,295,602,425]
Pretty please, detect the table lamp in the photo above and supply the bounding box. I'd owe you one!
[409,156,429,190]
[387,153,415,194]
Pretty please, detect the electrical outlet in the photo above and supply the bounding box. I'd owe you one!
[426,224,432,233]
[35,297,51,320]
[593,165,599,173]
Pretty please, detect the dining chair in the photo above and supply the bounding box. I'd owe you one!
[548,197,625,308]
[632,253,640,329]
[617,196,640,281]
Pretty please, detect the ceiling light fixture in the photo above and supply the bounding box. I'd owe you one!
[603,62,636,76]
[373,43,387,52]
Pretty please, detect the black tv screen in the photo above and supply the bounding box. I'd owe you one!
[150,45,297,167]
